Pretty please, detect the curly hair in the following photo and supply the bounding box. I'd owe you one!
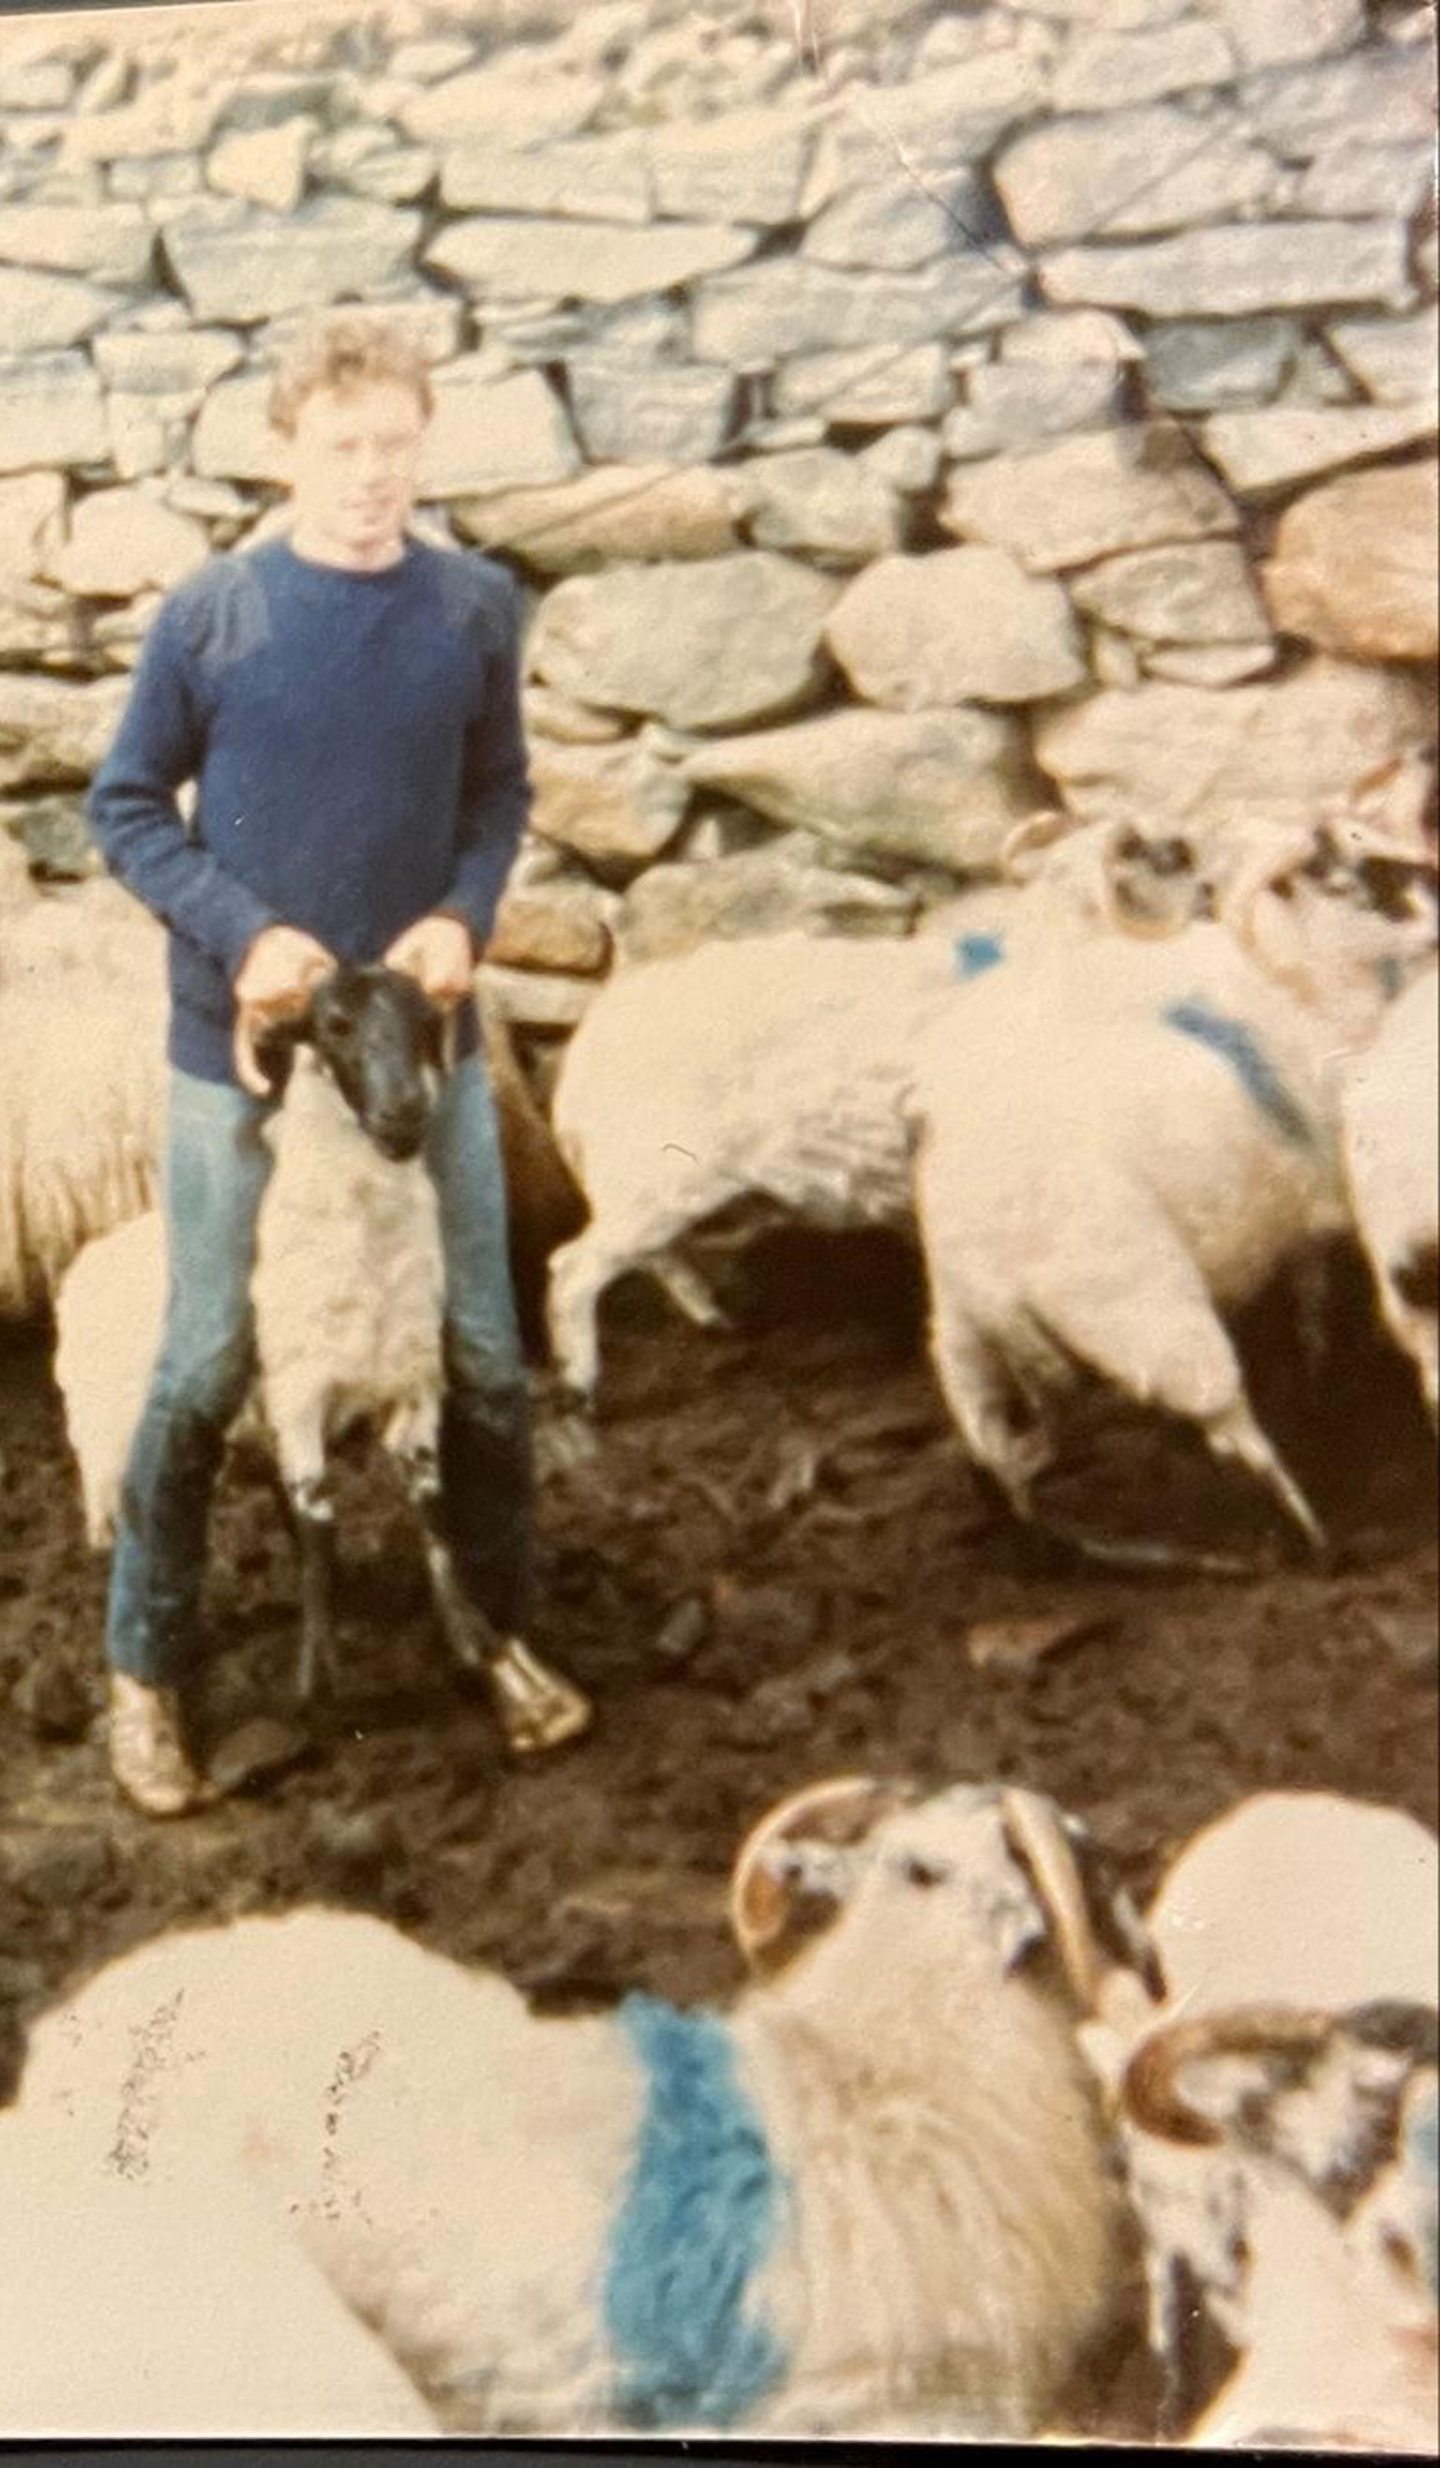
[267,311,435,435]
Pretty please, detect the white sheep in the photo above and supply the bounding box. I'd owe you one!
[1082,1790,1439,2450]
[545,815,1211,1405]
[1341,959,1439,1421]
[0,862,168,1316]
[54,963,589,1751]
[0,1778,1156,2440]
[910,827,1439,1562]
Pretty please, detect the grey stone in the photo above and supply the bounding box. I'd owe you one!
[0,351,107,474]
[566,356,738,466]
[1201,399,1437,492]
[0,61,75,110]
[995,105,1274,249]
[803,169,982,273]
[1262,461,1438,661]
[0,200,154,280]
[0,579,75,662]
[439,134,650,223]
[0,670,129,789]
[0,266,123,353]
[426,215,756,308]
[1034,656,1434,835]
[1144,316,1298,410]
[1327,311,1439,404]
[614,842,913,964]
[941,360,1120,457]
[734,443,905,566]
[0,469,65,581]
[216,74,345,134]
[105,154,203,202]
[45,486,210,597]
[399,61,605,146]
[478,963,598,1029]
[530,555,840,733]
[680,705,1043,873]
[1243,48,1435,157]
[1294,141,1435,220]
[389,39,475,83]
[999,308,1143,363]
[454,463,740,572]
[529,731,692,869]
[419,368,579,497]
[691,257,1025,369]
[61,77,226,165]
[941,425,1236,572]
[1140,642,1277,685]
[104,396,192,481]
[165,474,251,524]
[190,373,287,482]
[826,546,1086,706]
[5,792,94,877]
[1274,337,1362,406]
[522,684,625,744]
[91,325,243,394]
[772,341,953,426]
[164,194,421,323]
[206,118,313,213]
[258,290,463,368]
[1069,541,1270,643]
[1042,222,1413,318]
[1217,0,1362,67]
[860,425,943,492]
[648,104,814,226]
[1052,18,1236,108]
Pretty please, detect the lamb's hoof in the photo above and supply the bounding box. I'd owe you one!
[486,1637,594,1756]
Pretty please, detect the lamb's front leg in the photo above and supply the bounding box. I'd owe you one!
[385,1397,591,1754]
[272,1396,338,1706]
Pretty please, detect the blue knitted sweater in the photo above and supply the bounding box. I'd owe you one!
[87,534,531,1085]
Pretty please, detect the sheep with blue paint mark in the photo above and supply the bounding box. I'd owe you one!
[1079,1790,1439,2450]
[908,824,1438,1562]
[0,1778,1160,2439]
[545,813,1210,1407]
[1341,958,1439,1423]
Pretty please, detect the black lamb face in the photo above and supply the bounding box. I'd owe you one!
[310,966,447,1162]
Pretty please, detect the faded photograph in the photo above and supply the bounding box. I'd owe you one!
[0,0,1435,2444]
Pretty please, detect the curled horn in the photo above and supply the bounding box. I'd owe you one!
[998,1788,1110,2015]
[1122,2006,1337,2146]
[730,1773,917,1975]
[999,807,1073,883]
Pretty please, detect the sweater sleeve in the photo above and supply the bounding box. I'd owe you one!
[86,589,280,980]
[437,567,533,955]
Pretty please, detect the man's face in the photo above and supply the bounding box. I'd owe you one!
[281,379,428,567]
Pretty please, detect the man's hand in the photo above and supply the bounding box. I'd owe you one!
[233,924,334,1027]
[384,913,475,1008]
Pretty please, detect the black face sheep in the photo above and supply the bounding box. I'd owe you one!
[54,961,589,1750]
[0,1777,1161,2441]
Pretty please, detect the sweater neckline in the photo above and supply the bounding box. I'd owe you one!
[270,534,423,588]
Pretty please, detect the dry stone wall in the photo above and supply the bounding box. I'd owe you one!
[0,0,1435,1029]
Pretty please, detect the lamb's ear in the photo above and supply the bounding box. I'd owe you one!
[234,1006,309,1099]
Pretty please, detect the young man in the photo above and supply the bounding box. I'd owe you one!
[88,312,592,1816]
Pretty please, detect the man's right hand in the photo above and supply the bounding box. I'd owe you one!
[233,924,334,1026]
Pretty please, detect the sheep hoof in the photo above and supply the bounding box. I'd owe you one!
[533,1391,600,1480]
[485,1637,594,1756]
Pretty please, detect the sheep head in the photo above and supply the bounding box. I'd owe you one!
[730,1775,1163,2019]
[1000,810,1211,939]
[235,964,451,1161]
[1227,822,1438,1015]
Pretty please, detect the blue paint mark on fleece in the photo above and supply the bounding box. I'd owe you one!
[1162,998,1314,1151]
[953,930,1006,981]
[604,1993,789,2429]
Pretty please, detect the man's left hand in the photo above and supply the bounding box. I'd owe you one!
[384,913,475,1008]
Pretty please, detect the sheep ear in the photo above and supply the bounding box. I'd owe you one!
[729,1774,917,1976]
[235,1008,308,1099]
[1000,808,1072,884]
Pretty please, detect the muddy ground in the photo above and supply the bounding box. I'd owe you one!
[0,1226,1435,2436]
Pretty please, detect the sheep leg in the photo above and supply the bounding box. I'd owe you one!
[649,1247,733,1332]
[925,1287,1053,1522]
[547,1206,730,1405]
[272,1404,338,1706]
[1201,1398,1326,1555]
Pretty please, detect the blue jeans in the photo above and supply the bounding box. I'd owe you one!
[106,1056,533,1687]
